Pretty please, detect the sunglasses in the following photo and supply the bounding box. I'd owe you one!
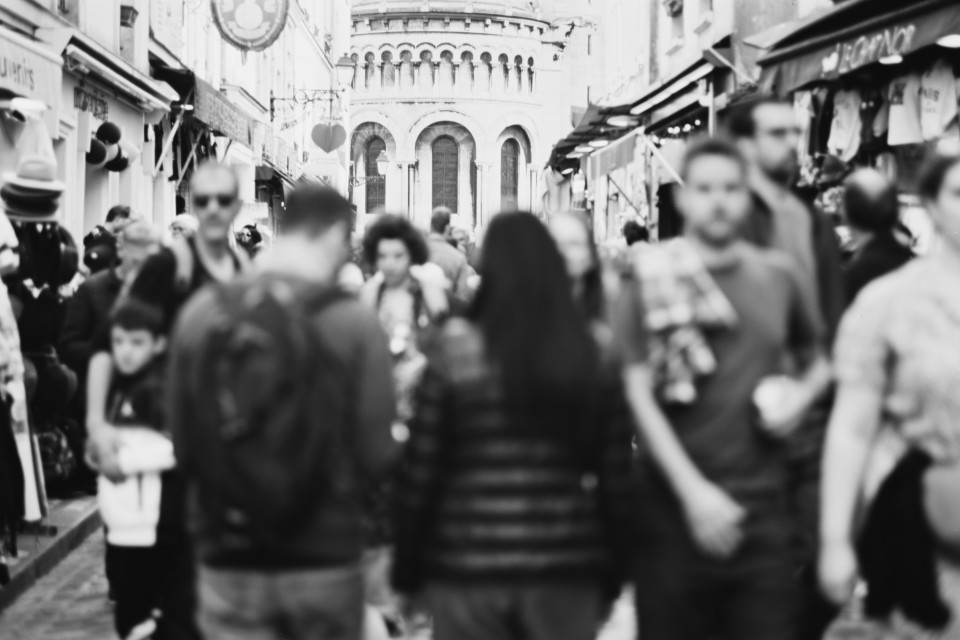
[760,126,803,139]
[192,193,236,209]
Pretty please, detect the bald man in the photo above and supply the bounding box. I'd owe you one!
[842,168,914,304]
[85,161,249,640]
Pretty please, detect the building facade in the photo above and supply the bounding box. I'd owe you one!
[0,0,350,242]
[347,0,596,230]
[557,0,837,241]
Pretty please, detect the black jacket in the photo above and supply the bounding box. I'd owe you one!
[843,233,914,306]
[743,193,845,345]
[59,269,123,376]
[858,450,951,630]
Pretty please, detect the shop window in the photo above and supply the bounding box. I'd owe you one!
[365,137,386,212]
[432,136,459,212]
[500,140,519,211]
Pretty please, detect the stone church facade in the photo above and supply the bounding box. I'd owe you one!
[348,0,591,231]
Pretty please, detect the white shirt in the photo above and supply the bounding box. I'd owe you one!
[888,73,923,146]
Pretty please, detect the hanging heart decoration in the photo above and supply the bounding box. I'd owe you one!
[311,123,346,153]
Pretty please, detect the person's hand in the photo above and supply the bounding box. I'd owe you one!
[754,376,811,439]
[85,424,125,483]
[819,540,859,606]
[680,479,746,559]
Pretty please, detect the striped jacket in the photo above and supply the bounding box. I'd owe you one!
[391,319,638,597]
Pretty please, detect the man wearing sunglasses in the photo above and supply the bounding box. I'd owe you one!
[84,160,249,640]
[728,97,844,640]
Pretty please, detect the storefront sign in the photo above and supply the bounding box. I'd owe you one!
[823,24,916,77]
[211,0,289,53]
[193,77,250,147]
[0,26,62,130]
[73,80,110,121]
[761,4,960,93]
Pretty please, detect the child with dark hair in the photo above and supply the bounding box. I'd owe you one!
[92,299,188,640]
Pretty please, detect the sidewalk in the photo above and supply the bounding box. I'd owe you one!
[0,496,101,613]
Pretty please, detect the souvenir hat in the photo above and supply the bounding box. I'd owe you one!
[2,155,64,223]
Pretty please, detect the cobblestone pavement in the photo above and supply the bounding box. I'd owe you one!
[1,533,113,640]
[0,532,637,640]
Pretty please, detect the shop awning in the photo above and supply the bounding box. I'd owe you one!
[759,0,960,94]
[0,26,63,131]
[40,28,177,114]
[153,66,253,148]
[547,102,637,173]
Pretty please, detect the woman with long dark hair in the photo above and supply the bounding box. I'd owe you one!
[392,212,637,640]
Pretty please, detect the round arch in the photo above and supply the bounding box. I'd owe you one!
[405,109,488,160]
[414,121,478,228]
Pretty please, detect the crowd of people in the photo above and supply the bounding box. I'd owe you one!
[14,94,958,640]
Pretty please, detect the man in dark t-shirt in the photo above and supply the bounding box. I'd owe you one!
[615,139,831,640]
[85,161,246,640]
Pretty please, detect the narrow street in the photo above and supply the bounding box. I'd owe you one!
[0,532,637,640]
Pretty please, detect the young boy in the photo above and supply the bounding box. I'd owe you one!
[93,300,175,640]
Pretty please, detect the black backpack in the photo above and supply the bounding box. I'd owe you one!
[188,275,349,548]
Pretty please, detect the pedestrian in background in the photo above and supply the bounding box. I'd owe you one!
[548,212,611,344]
[359,214,448,636]
[105,205,132,235]
[728,97,846,639]
[168,185,397,640]
[392,211,638,640]
[616,139,831,640]
[94,300,176,640]
[86,161,249,640]
[840,168,914,304]
[622,220,649,246]
[61,219,159,385]
[820,153,960,639]
[426,206,472,306]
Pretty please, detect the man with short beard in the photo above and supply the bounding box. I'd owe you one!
[728,97,845,640]
[617,138,831,639]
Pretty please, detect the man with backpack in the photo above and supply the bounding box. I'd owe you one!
[85,161,248,638]
[166,184,398,640]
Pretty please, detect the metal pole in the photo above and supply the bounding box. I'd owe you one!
[153,114,183,177]
[708,78,717,136]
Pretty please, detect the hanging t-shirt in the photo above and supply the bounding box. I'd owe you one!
[920,59,959,141]
[794,91,815,163]
[888,73,923,146]
[827,89,862,162]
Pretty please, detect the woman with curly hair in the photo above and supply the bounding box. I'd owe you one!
[359,215,448,639]
[360,215,448,379]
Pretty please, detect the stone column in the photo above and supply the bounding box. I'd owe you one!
[474,161,492,230]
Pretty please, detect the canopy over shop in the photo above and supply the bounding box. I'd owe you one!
[151,66,255,190]
[758,0,960,193]
[546,48,740,239]
[756,0,960,249]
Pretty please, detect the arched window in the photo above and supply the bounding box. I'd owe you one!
[432,136,459,212]
[365,137,386,212]
[500,139,520,210]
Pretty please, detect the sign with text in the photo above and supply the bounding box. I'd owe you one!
[0,27,62,131]
[193,77,251,147]
[762,4,960,93]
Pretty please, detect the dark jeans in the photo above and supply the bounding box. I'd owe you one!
[786,410,839,640]
[426,582,605,640]
[106,535,200,640]
[198,562,364,640]
[634,483,799,640]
